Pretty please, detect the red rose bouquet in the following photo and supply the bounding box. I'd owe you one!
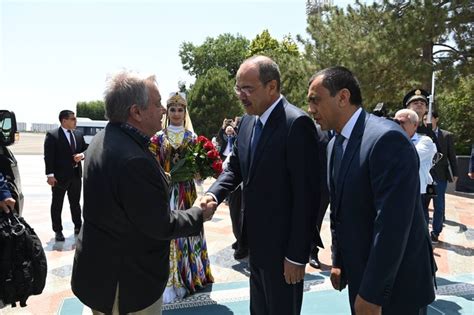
[169,135,223,183]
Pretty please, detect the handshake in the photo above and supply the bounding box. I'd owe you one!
[193,195,218,222]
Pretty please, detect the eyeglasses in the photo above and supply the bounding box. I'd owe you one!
[169,108,184,113]
[234,79,273,97]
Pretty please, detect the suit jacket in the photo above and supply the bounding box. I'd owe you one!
[208,98,322,268]
[71,123,204,313]
[431,128,458,182]
[44,127,87,181]
[328,110,436,310]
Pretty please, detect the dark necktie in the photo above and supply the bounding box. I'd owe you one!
[332,134,345,186]
[327,130,334,141]
[68,130,76,153]
[251,119,263,158]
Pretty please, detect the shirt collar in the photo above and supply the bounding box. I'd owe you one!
[61,126,72,134]
[120,123,151,147]
[411,132,420,143]
[339,107,363,140]
[257,95,282,126]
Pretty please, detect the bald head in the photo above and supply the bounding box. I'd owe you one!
[239,55,281,92]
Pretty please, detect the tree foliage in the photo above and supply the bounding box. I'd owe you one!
[301,0,473,110]
[179,33,250,78]
[437,75,473,155]
[187,67,243,137]
[76,100,106,120]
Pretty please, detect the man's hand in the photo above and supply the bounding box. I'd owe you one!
[194,195,217,222]
[283,259,305,285]
[468,172,474,180]
[47,176,57,187]
[354,294,381,315]
[73,153,84,162]
[0,197,15,213]
[330,267,346,291]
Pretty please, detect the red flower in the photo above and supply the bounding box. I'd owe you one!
[203,141,214,151]
[197,135,209,144]
[206,149,219,159]
[212,160,223,174]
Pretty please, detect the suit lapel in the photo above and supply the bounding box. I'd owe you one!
[59,128,74,154]
[327,137,335,192]
[248,100,284,182]
[437,130,446,151]
[237,116,254,184]
[335,110,367,213]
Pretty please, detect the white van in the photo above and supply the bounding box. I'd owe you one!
[76,118,108,145]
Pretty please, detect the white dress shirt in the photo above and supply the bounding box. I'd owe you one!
[412,133,437,193]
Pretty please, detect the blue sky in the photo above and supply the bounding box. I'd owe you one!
[1,0,355,124]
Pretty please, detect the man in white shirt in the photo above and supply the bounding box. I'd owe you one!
[395,109,437,224]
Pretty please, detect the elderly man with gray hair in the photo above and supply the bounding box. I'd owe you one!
[71,71,216,315]
[395,109,437,225]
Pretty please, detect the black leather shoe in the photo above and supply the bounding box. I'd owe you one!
[233,247,248,260]
[55,231,65,242]
[309,255,321,269]
[430,231,439,244]
[74,227,81,235]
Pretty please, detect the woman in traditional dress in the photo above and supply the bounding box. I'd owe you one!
[149,92,213,304]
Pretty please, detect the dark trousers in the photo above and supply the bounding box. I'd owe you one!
[249,260,303,315]
[229,184,246,249]
[51,171,82,232]
[348,290,428,315]
[311,189,330,255]
[382,306,427,315]
[421,193,430,226]
[432,180,448,235]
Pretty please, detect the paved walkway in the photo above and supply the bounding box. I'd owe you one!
[1,152,473,314]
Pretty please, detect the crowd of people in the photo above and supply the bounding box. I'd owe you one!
[0,54,469,315]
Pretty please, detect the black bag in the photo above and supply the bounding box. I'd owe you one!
[0,212,47,307]
[426,183,437,197]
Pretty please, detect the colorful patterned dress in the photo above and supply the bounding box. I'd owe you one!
[150,125,214,304]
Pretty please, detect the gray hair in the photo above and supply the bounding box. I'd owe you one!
[104,71,156,123]
[395,108,419,125]
[243,55,281,91]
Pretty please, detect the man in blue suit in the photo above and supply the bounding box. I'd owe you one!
[201,55,322,315]
[307,66,436,315]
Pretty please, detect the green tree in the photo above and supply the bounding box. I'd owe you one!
[301,0,473,110]
[76,100,106,120]
[437,75,473,155]
[187,67,243,137]
[179,33,250,78]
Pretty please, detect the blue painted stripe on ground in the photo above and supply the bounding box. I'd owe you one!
[59,273,474,315]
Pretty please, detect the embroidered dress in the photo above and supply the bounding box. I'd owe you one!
[151,125,213,304]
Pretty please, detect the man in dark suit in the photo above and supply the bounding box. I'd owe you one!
[424,111,458,243]
[307,66,436,314]
[201,56,322,315]
[71,72,214,315]
[44,110,87,241]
